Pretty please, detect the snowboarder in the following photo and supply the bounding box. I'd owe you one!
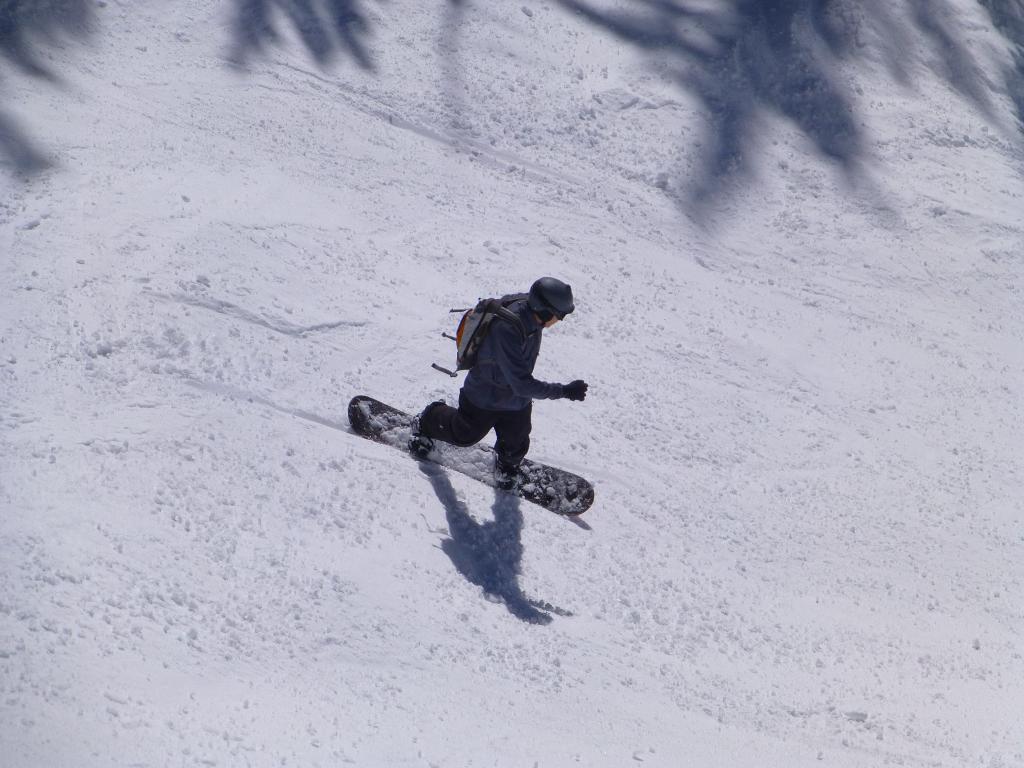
[410,277,588,489]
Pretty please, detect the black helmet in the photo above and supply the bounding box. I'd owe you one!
[528,277,575,320]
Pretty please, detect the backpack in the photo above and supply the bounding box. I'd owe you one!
[431,294,527,377]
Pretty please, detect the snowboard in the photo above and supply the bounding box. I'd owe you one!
[347,396,594,516]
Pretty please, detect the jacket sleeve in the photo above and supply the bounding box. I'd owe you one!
[491,322,565,401]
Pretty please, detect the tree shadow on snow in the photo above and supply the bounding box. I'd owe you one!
[554,0,1024,220]
[418,462,567,625]
[979,0,1024,131]
[0,0,93,175]
[228,0,377,71]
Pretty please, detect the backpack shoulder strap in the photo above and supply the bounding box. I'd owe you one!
[492,304,526,338]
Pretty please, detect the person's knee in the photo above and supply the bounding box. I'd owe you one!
[450,422,491,447]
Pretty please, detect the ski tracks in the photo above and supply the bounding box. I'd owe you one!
[266,59,589,191]
[149,289,366,340]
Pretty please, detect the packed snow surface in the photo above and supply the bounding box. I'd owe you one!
[2,1,1023,766]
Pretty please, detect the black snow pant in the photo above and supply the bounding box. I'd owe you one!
[419,390,532,468]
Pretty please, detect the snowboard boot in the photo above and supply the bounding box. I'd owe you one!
[494,458,521,491]
[408,401,442,459]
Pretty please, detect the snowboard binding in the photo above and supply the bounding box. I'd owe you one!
[493,459,520,491]
[408,432,435,460]
[408,411,436,459]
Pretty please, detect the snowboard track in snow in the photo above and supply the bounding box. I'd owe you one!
[186,378,352,433]
[270,59,589,189]
[153,290,366,338]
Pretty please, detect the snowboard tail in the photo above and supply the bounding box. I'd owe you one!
[347,396,594,516]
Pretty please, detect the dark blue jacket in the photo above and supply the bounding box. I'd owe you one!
[462,298,564,411]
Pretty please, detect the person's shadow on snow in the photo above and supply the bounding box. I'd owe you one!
[418,463,557,625]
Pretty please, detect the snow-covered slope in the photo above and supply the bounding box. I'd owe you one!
[2,1,1023,766]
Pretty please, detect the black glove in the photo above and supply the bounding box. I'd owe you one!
[563,380,588,402]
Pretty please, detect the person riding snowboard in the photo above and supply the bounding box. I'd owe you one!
[410,276,588,489]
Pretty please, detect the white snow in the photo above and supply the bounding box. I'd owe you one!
[2,1,1023,766]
